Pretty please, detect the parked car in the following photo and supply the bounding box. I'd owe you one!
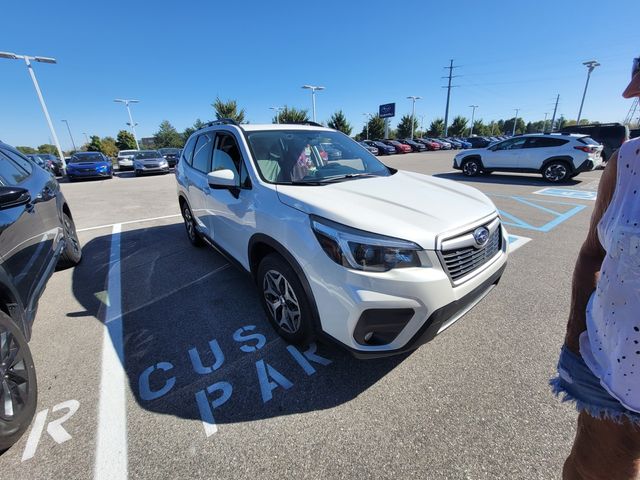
[34,154,63,175]
[319,142,343,160]
[434,138,453,150]
[363,140,395,155]
[134,150,170,176]
[26,154,53,173]
[453,133,603,182]
[359,141,379,155]
[416,138,441,151]
[444,138,463,149]
[158,148,181,168]
[465,136,492,148]
[400,139,427,152]
[176,122,508,356]
[0,141,82,450]
[380,139,411,154]
[116,149,138,171]
[560,123,628,163]
[66,152,113,181]
[453,138,472,149]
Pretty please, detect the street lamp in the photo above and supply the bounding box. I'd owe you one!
[406,96,422,139]
[468,105,479,136]
[0,51,67,172]
[114,99,140,149]
[577,60,600,124]
[512,108,520,136]
[362,113,372,139]
[82,132,89,144]
[542,112,549,133]
[61,119,77,152]
[301,85,325,123]
[269,106,284,124]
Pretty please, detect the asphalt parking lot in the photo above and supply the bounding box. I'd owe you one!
[0,151,603,480]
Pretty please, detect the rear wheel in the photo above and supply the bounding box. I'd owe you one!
[0,311,37,451]
[58,212,82,269]
[462,158,482,177]
[542,161,570,183]
[181,202,203,247]
[257,253,314,345]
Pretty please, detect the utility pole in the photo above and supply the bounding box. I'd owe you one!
[550,94,560,132]
[61,119,77,152]
[541,113,549,133]
[512,108,520,136]
[442,59,459,136]
[469,105,478,136]
[577,60,600,124]
[362,113,372,139]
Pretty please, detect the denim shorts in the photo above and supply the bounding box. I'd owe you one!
[550,346,640,426]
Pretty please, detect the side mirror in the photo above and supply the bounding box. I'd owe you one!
[0,187,31,210]
[207,169,237,188]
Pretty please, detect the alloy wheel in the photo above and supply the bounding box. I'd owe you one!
[545,164,567,182]
[183,207,196,241]
[262,270,301,334]
[0,329,29,423]
[463,160,479,176]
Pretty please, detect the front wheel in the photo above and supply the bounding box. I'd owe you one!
[542,161,570,183]
[0,311,37,451]
[461,158,482,177]
[57,212,82,269]
[257,254,315,345]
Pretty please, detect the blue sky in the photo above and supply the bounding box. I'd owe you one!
[1,0,639,148]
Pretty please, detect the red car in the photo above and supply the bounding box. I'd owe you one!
[381,139,411,154]
[417,138,441,151]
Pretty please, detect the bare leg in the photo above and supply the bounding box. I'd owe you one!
[563,411,640,479]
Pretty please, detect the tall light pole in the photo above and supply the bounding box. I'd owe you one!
[114,99,140,149]
[301,85,325,123]
[469,105,479,136]
[61,119,77,152]
[577,60,600,124]
[406,96,422,139]
[83,132,90,144]
[512,108,520,136]
[0,51,67,173]
[542,112,549,133]
[269,106,284,124]
[362,113,372,139]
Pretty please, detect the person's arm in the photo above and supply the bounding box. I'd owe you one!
[564,151,618,354]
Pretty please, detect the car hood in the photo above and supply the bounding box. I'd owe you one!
[68,162,109,168]
[276,170,497,250]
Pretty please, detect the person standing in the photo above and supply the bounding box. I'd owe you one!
[552,57,640,479]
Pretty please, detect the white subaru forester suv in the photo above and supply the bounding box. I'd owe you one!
[176,120,508,357]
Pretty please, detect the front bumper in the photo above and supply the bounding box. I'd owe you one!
[575,156,600,173]
[135,164,170,174]
[306,225,509,357]
[67,169,111,178]
[118,159,134,170]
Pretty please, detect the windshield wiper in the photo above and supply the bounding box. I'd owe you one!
[319,173,379,183]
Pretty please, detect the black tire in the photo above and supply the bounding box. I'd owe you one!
[57,212,82,269]
[461,158,482,177]
[257,253,315,345]
[181,202,203,247]
[134,170,141,177]
[0,311,37,451]
[542,161,570,183]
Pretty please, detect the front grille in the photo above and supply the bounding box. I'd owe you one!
[440,221,502,282]
[146,163,159,168]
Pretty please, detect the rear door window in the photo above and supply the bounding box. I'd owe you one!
[191,132,214,173]
[524,137,569,148]
[0,150,31,185]
[181,135,197,166]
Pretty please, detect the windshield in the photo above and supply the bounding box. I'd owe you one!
[118,150,137,157]
[70,153,104,163]
[246,130,390,184]
[134,151,161,159]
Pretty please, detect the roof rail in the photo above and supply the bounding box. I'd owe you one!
[282,121,325,127]
[200,118,242,129]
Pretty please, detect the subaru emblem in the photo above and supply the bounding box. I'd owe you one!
[473,227,490,247]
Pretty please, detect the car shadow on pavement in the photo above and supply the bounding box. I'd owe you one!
[71,223,410,429]
[433,172,583,187]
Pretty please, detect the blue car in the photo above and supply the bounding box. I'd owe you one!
[66,152,113,181]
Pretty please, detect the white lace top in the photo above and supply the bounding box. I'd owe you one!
[581,137,640,412]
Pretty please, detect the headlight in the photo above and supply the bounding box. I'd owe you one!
[311,216,427,272]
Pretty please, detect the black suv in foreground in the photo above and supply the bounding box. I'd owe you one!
[0,142,82,450]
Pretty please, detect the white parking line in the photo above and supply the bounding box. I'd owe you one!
[77,214,181,233]
[94,223,127,480]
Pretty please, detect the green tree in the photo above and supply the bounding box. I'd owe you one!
[37,144,58,155]
[153,120,183,148]
[87,136,103,152]
[327,110,352,135]
[503,117,526,135]
[183,119,207,143]
[274,106,309,124]
[359,115,386,140]
[396,114,419,139]
[212,97,246,123]
[101,136,118,158]
[116,130,137,150]
[427,118,445,137]
[16,146,37,154]
[448,116,469,136]
[471,120,487,136]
